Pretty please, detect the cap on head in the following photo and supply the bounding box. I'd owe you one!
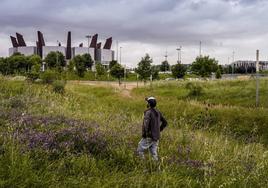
[145,96,157,108]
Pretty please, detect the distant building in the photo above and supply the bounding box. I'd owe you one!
[42,46,66,59]
[72,47,95,60]
[231,60,268,71]
[8,31,114,66]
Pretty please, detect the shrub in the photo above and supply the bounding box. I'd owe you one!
[52,80,66,94]
[216,68,222,79]
[40,70,59,84]
[26,71,40,82]
[185,82,203,97]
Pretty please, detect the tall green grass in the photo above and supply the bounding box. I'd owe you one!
[1,76,268,187]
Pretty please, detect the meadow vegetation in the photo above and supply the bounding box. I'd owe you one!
[1,75,268,187]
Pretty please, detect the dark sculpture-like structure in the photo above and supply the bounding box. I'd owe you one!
[97,42,102,49]
[37,31,45,58]
[66,31,72,60]
[79,43,83,47]
[10,36,19,47]
[16,33,26,46]
[103,37,112,50]
[90,34,98,48]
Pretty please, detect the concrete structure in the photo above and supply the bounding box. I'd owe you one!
[96,49,115,65]
[8,31,115,66]
[17,47,37,56]
[72,47,95,59]
[9,46,37,56]
[42,46,66,59]
[9,48,18,56]
[231,60,268,71]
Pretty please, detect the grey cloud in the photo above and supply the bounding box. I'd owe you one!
[0,0,268,65]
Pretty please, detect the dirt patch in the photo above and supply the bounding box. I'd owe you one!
[68,81,143,98]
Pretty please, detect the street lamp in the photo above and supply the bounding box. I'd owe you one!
[85,35,91,54]
[176,46,182,64]
[120,47,122,64]
[56,40,60,66]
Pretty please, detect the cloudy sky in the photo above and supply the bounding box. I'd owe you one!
[0,0,268,67]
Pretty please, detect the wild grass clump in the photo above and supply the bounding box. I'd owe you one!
[52,80,66,94]
[185,82,203,97]
[40,70,59,84]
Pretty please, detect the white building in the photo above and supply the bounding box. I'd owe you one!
[9,46,37,56]
[95,49,115,66]
[72,47,95,60]
[9,48,17,56]
[231,60,268,71]
[42,46,66,60]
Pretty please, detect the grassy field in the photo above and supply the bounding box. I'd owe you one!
[1,76,268,187]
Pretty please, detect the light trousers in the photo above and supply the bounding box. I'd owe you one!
[137,138,159,161]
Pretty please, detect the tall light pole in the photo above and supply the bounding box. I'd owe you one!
[124,64,126,89]
[164,50,168,62]
[85,35,91,54]
[117,40,119,62]
[199,41,202,57]
[120,47,122,64]
[56,40,59,66]
[232,51,235,75]
[176,46,182,63]
[256,50,260,107]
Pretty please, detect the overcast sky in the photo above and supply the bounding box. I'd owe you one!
[0,0,268,67]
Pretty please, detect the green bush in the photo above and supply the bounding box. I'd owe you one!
[40,70,59,84]
[26,71,40,82]
[52,80,66,94]
[216,68,222,79]
[185,82,203,97]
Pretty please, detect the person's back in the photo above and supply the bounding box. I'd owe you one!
[137,97,167,161]
[143,108,166,141]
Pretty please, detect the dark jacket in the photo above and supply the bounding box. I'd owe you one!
[142,108,167,141]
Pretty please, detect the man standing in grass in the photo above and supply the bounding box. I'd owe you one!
[137,97,167,161]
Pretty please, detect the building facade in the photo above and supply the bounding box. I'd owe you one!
[231,60,268,71]
[8,31,115,66]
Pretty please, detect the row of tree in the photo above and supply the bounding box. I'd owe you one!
[135,54,221,81]
[0,51,223,82]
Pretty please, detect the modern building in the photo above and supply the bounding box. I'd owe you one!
[42,46,66,59]
[8,31,115,66]
[95,49,115,66]
[72,47,95,60]
[231,60,268,71]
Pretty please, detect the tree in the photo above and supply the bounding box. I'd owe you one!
[160,60,170,72]
[27,55,42,71]
[191,56,218,77]
[151,65,160,80]
[7,53,28,74]
[67,59,75,72]
[135,54,152,82]
[73,55,86,77]
[215,68,222,79]
[82,53,94,70]
[95,62,106,76]
[172,63,187,79]
[0,58,8,75]
[110,63,124,85]
[109,60,118,69]
[44,51,65,71]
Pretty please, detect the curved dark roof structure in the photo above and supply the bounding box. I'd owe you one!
[90,34,98,48]
[103,37,112,50]
[10,36,19,47]
[66,31,72,60]
[16,33,26,46]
